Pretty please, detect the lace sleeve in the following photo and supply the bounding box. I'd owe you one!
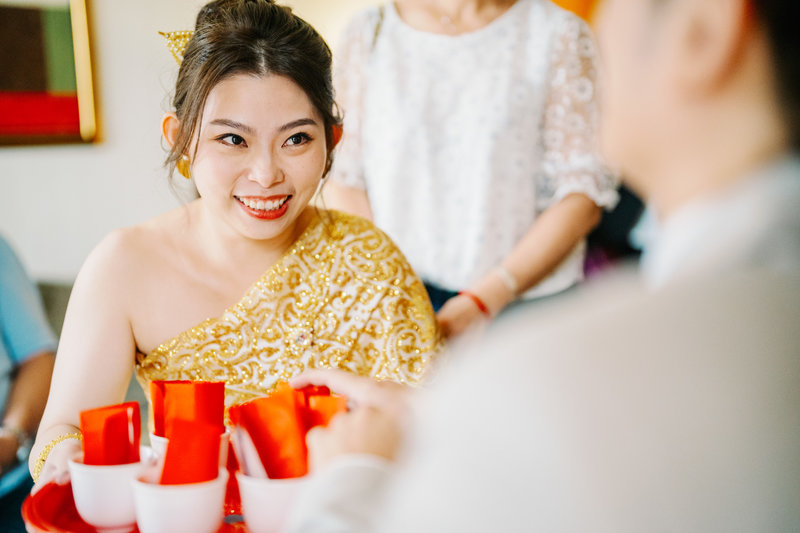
[328,9,383,190]
[538,13,619,211]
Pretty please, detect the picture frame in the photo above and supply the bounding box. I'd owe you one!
[0,0,96,145]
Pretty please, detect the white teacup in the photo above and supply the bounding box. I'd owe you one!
[148,433,168,458]
[68,459,142,533]
[237,472,308,533]
[132,467,229,533]
[149,432,230,467]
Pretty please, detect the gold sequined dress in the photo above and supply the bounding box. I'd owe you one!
[136,209,441,410]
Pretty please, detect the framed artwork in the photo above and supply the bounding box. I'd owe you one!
[0,0,96,144]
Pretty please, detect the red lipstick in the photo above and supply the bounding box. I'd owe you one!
[235,195,291,220]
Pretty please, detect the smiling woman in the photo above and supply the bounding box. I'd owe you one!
[29,0,441,492]
[166,73,329,243]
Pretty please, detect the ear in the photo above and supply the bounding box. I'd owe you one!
[675,0,750,96]
[162,112,181,150]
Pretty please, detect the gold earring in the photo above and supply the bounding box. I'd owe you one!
[176,155,191,179]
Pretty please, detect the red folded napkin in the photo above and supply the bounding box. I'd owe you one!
[150,380,225,437]
[160,418,222,485]
[303,387,349,428]
[229,382,347,479]
[79,402,141,466]
[230,384,306,479]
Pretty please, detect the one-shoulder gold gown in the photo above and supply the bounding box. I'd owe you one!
[136,210,441,410]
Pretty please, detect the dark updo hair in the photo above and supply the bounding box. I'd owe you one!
[166,0,342,176]
[753,0,800,151]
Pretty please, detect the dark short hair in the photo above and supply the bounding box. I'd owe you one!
[753,0,800,150]
[166,0,342,176]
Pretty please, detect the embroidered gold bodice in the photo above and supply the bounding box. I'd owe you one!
[135,210,441,410]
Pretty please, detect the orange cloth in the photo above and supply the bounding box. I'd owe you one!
[150,380,225,437]
[229,382,348,479]
[159,419,223,485]
[79,402,141,466]
[552,0,597,21]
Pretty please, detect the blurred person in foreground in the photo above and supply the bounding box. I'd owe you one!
[286,0,800,531]
[0,236,55,531]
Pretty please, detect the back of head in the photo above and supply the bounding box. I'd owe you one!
[166,0,340,175]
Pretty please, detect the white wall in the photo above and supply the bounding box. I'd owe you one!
[0,0,379,282]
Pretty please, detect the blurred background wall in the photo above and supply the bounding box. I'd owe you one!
[0,0,381,282]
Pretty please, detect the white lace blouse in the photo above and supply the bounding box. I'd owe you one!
[329,0,618,298]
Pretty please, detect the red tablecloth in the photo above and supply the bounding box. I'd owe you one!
[22,481,248,532]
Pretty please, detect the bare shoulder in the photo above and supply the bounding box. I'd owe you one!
[76,205,192,291]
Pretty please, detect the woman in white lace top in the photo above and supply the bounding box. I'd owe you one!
[325,0,618,337]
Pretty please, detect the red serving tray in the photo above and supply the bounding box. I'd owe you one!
[22,481,248,533]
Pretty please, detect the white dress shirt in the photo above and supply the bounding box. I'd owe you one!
[288,271,800,533]
[641,154,800,288]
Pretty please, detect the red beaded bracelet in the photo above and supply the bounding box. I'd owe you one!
[458,291,492,317]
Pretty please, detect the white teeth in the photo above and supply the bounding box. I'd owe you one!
[238,196,288,211]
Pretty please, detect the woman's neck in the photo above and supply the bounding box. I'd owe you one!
[430,0,503,12]
[191,201,313,278]
[395,0,516,35]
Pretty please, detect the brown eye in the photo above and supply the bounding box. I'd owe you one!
[219,134,246,146]
[285,133,311,146]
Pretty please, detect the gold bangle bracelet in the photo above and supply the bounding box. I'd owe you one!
[31,432,82,484]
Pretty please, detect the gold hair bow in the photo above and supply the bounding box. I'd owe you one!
[159,30,194,64]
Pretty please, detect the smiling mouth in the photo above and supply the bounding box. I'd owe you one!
[234,194,292,220]
[235,195,291,211]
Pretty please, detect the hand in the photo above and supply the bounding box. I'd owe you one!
[290,369,410,416]
[306,406,405,472]
[291,369,412,471]
[436,294,490,339]
[30,437,81,495]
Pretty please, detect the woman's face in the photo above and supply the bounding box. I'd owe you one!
[190,73,327,243]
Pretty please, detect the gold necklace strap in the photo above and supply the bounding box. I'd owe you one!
[31,432,83,484]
